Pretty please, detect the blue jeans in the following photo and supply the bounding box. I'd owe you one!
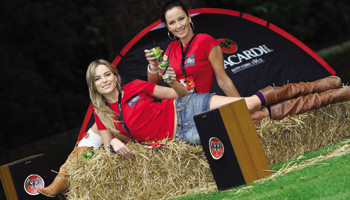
[174,93,214,145]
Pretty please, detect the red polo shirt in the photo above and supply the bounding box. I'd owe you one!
[94,80,175,142]
[165,33,219,93]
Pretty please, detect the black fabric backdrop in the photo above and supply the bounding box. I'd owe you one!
[114,11,333,97]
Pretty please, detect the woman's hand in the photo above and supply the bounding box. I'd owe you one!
[165,67,189,97]
[144,49,155,65]
[110,138,133,158]
[162,66,176,84]
[145,49,164,83]
[144,49,164,65]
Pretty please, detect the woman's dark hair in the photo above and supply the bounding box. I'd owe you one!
[161,0,189,24]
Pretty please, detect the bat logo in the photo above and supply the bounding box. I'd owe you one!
[209,137,224,160]
[217,38,238,54]
[23,174,45,195]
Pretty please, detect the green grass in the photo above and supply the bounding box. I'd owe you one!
[174,139,350,200]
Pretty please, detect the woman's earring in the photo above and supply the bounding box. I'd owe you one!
[168,30,175,40]
[190,21,195,31]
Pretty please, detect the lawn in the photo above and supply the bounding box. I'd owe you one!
[174,139,350,200]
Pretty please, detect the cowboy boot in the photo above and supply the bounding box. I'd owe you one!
[38,146,93,197]
[258,76,341,106]
[270,86,350,120]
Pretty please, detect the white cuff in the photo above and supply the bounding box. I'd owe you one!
[78,129,103,150]
[148,64,159,74]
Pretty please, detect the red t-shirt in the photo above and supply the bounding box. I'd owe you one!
[165,33,219,93]
[94,80,175,142]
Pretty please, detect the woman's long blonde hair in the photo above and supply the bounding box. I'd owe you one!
[86,59,122,134]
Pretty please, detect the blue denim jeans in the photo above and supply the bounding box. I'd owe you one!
[174,93,214,145]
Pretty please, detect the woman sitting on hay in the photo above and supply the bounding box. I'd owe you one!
[39,59,349,197]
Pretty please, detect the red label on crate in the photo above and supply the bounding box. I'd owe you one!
[209,137,224,160]
[24,174,45,195]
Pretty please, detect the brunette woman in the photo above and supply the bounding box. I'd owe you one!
[145,0,240,97]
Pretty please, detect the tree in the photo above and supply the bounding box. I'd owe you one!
[0,0,107,151]
[104,0,206,60]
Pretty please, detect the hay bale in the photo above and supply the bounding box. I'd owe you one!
[67,102,350,199]
[67,140,216,200]
[256,101,350,164]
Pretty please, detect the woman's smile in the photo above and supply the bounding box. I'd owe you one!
[102,83,111,89]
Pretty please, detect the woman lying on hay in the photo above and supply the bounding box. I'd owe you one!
[39,59,349,198]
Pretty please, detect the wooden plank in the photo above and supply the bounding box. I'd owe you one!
[0,164,18,200]
[219,99,271,183]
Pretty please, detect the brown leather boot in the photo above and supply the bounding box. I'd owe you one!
[38,146,93,197]
[270,86,350,120]
[259,76,341,106]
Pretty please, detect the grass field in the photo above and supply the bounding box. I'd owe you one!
[174,139,350,200]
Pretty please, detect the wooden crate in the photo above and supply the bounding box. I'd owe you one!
[194,99,271,190]
[0,154,53,200]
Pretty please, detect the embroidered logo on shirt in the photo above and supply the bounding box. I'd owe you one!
[127,95,141,108]
[184,54,196,67]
